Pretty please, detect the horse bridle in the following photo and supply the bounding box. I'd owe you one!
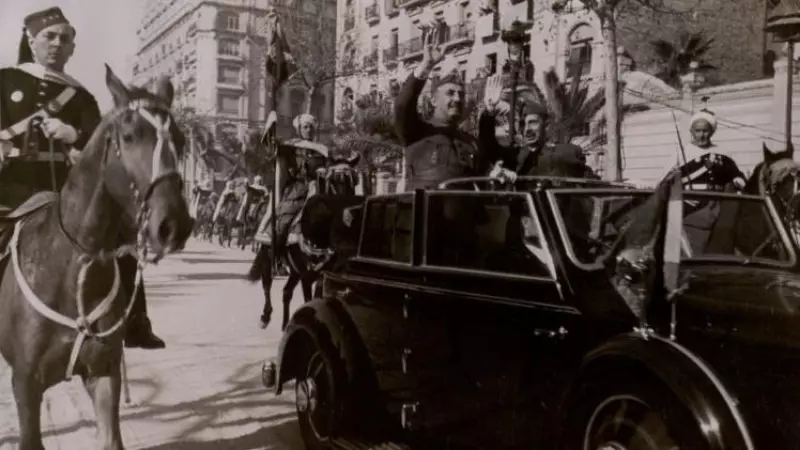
[316,163,357,195]
[60,98,182,264]
[760,160,800,241]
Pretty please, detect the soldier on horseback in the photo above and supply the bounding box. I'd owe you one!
[250,112,328,329]
[664,108,746,191]
[0,6,164,349]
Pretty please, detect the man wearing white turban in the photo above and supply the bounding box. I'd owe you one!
[662,108,745,191]
[293,113,317,141]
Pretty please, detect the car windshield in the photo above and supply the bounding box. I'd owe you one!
[548,189,796,269]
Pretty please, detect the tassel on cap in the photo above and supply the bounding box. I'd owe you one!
[17,28,34,64]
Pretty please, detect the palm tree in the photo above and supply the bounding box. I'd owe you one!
[540,62,648,149]
[333,93,403,195]
[649,31,716,88]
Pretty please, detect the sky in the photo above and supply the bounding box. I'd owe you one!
[0,0,142,111]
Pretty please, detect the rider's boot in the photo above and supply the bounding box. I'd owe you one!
[119,254,166,349]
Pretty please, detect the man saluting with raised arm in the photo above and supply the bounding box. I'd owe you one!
[395,22,502,190]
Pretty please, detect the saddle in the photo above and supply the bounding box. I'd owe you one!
[0,191,58,261]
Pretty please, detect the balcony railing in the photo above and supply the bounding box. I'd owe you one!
[365,4,379,24]
[398,37,423,60]
[445,22,475,47]
[397,0,429,8]
[383,47,399,66]
[363,52,379,70]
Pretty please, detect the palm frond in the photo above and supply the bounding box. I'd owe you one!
[650,40,676,60]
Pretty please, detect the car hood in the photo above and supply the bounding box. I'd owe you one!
[676,265,800,349]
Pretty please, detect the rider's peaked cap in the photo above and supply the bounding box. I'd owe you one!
[25,7,71,36]
[18,7,72,64]
[522,101,548,118]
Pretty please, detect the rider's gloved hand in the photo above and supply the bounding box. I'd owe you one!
[41,118,78,144]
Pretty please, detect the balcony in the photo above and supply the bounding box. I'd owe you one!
[383,47,399,67]
[444,22,475,48]
[344,15,355,30]
[365,4,380,24]
[398,37,423,61]
[363,52,379,72]
[397,0,429,9]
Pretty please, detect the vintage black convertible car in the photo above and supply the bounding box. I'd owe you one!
[262,176,800,449]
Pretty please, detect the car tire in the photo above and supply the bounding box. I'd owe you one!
[561,374,709,450]
[295,338,343,450]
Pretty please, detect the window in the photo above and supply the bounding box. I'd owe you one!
[218,39,240,56]
[425,192,551,277]
[390,28,399,51]
[486,53,497,74]
[359,194,415,263]
[218,11,240,31]
[290,89,305,116]
[550,191,795,269]
[217,92,240,114]
[567,23,593,76]
[459,2,469,22]
[217,64,240,83]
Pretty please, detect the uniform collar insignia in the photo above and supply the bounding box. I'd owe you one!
[13,63,84,89]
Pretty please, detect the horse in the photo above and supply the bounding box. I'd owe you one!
[214,193,239,247]
[744,143,800,240]
[0,67,192,450]
[235,186,269,250]
[246,154,362,330]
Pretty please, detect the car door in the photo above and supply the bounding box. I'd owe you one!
[402,190,581,447]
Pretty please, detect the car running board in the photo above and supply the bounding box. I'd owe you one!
[331,438,411,450]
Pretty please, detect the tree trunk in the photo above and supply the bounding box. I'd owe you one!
[305,84,316,115]
[600,8,622,181]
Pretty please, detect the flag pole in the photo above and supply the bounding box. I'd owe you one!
[269,32,282,276]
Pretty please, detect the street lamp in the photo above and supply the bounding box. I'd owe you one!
[765,0,800,147]
[501,20,530,143]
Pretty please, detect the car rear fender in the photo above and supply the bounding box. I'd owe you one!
[273,297,362,396]
[572,332,754,450]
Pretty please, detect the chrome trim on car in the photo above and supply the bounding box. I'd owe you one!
[545,188,797,271]
[337,271,581,314]
[652,334,755,450]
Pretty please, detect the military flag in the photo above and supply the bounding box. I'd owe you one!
[605,170,684,332]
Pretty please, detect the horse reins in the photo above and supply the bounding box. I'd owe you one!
[10,97,181,384]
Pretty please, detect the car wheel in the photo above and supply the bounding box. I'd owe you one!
[296,343,340,450]
[562,377,708,450]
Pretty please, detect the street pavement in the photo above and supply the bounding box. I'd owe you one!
[0,238,304,450]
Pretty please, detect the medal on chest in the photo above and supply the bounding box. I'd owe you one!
[10,90,23,102]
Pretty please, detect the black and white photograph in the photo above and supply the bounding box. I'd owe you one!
[0,0,796,448]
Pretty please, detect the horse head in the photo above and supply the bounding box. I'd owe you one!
[98,65,193,259]
[318,153,361,195]
[749,142,800,237]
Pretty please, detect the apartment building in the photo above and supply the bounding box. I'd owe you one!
[334,0,608,122]
[134,0,337,143]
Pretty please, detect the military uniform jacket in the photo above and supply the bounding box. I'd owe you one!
[0,63,101,160]
[395,74,491,190]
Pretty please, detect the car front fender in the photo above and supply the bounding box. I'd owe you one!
[571,332,754,450]
[272,297,364,396]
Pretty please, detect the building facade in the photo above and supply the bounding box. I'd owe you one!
[334,0,613,122]
[134,0,336,186]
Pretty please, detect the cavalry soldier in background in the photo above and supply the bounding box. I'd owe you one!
[190,179,213,219]
[213,179,238,222]
[0,6,165,349]
[663,108,746,191]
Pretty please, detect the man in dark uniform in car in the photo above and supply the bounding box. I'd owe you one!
[0,6,165,349]
[395,23,497,191]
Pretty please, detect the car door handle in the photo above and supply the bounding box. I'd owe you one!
[534,326,568,339]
